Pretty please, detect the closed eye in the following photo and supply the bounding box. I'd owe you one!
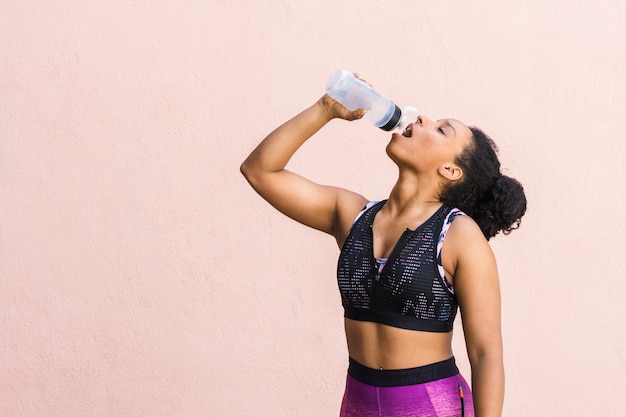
[436,119,457,137]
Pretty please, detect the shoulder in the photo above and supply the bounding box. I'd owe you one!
[445,212,494,263]
[446,212,482,238]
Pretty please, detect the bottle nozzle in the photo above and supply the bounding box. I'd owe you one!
[399,106,420,130]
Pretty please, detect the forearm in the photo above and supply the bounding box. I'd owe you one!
[470,353,504,417]
[241,100,331,177]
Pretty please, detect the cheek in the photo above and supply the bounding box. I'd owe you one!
[440,141,464,161]
[423,142,454,163]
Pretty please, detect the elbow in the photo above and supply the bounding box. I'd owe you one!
[240,159,250,179]
[240,157,261,188]
[240,156,254,181]
[240,151,279,190]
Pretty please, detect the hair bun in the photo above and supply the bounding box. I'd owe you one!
[489,175,527,235]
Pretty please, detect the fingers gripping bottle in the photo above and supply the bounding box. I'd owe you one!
[325,69,419,131]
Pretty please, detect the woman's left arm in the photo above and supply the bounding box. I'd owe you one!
[446,216,504,417]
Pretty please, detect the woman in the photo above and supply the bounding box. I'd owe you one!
[240,80,526,417]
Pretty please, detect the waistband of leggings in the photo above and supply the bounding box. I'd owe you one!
[347,357,459,387]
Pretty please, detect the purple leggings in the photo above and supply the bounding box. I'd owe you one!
[339,357,474,417]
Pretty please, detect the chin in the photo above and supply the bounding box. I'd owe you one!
[385,141,398,163]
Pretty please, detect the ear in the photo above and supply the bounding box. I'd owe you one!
[438,164,463,181]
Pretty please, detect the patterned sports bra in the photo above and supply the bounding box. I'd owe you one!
[336,201,465,332]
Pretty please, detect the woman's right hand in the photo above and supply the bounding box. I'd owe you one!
[318,94,366,121]
[319,73,372,121]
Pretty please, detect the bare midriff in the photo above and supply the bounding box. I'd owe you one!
[344,318,454,370]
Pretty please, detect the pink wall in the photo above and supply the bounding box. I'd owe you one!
[2,1,625,416]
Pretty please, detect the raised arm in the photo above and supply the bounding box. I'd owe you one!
[240,95,369,243]
[446,216,505,417]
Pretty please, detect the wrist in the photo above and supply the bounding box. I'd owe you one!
[314,95,338,122]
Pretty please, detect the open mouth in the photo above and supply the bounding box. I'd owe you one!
[402,124,414,138]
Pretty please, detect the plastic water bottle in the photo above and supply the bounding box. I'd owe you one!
[325,69,419,131]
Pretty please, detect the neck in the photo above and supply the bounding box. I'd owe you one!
[385,173,443,216]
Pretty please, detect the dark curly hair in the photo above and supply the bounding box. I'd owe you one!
[440,127,527,240]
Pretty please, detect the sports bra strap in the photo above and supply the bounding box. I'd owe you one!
[436,208,466,293]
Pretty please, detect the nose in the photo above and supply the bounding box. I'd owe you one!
[416,115,433,125]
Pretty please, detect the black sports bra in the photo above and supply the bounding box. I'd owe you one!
[336,201,464,332]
